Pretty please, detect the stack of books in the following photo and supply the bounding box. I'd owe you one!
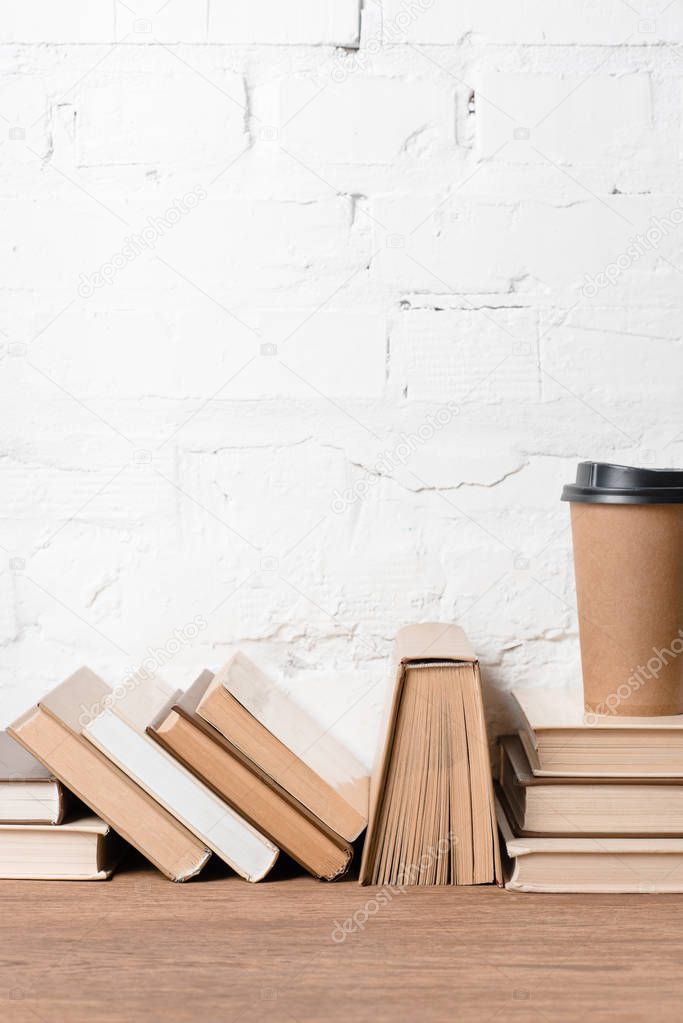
[497,686,683,893]
[0,731,121,880]
[7,654,368,882]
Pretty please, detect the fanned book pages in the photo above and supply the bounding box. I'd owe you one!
[497,798,683,893]
[359,624,501,886]
[513,686,683,777]
[499,735,683,837]
[196,652,368,842]
[83,675,279,882]
[0,814,121,881]
[0,730,66,824]
[148,671,354,881]
[9,668,212,882]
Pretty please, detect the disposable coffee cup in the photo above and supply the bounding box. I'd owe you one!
[562,462,683,716]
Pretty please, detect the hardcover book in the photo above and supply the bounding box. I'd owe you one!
[360,623,501,886]
[513,686,683,777]
[0,814,121,881]
[196,652,367,842]
[499,734,683,836]
[498,798,683,893]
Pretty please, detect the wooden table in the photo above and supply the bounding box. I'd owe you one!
[1,854,682,1022]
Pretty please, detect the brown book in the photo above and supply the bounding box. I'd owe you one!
[359,624,501,886]
[0,729,66,824]
[148,671,353,880]
[195,652,367,843]
[9,668,211,882]
[499,734,683,837]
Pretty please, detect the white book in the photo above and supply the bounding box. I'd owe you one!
[83,677,279,882]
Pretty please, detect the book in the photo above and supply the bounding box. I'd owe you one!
[195,652,367,842]
[0,730,66,824]
[0,813,121,881]
[359,624,501,886]
[83,675,279,882]
[499,734,683,836]
[513,686,683,777]
[148,671,353,880]
[497,798,683,893]
[9,668,212,882]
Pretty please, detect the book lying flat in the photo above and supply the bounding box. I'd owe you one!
[84,676,279,882]
[196,652,367,842]
[9,668,212,882]
[148,671,353,880]
[497,798,683,893]
[0,814,121,881]
[0,730,66,824]
[500,734,683,836]
[514,686,683,777]
[360,624,501,886]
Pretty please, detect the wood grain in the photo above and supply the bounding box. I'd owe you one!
[1,853,682,1022]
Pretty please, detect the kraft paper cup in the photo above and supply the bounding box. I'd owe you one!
[563,462,683,717]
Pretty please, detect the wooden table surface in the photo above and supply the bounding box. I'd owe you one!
[1,853,682,1023]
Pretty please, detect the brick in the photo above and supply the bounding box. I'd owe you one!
[474,0,683,44]
[371,196,521,295]
[27,305,385,401]
[280,77,451,164]
[379,0,683,44]
[222,309,387,399]
[540,307,683,406]
[477,72,654,165]
[209,0,360,45]
[114,0,207,43]
[76,52,247,169]
[155,196,367,300]
[0,3,114,43]
[388,307,539,403]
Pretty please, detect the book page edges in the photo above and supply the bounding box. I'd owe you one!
[360,624,496,885]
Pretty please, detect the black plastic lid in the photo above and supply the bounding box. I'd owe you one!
[562,461,683,505]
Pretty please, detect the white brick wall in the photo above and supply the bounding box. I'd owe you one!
[1,1,681,761]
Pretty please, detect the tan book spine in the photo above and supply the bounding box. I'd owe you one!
[197,680,365,842]
[9,706,211,882]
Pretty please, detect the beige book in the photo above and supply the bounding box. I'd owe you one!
[500,735,683,836]
[9,668,211,882]
[514,686,683,777]
[359,624,501,886]
[196,652,367,842]
[148,671,353,880]
[498,798,683,893]
[0,814,121,881]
